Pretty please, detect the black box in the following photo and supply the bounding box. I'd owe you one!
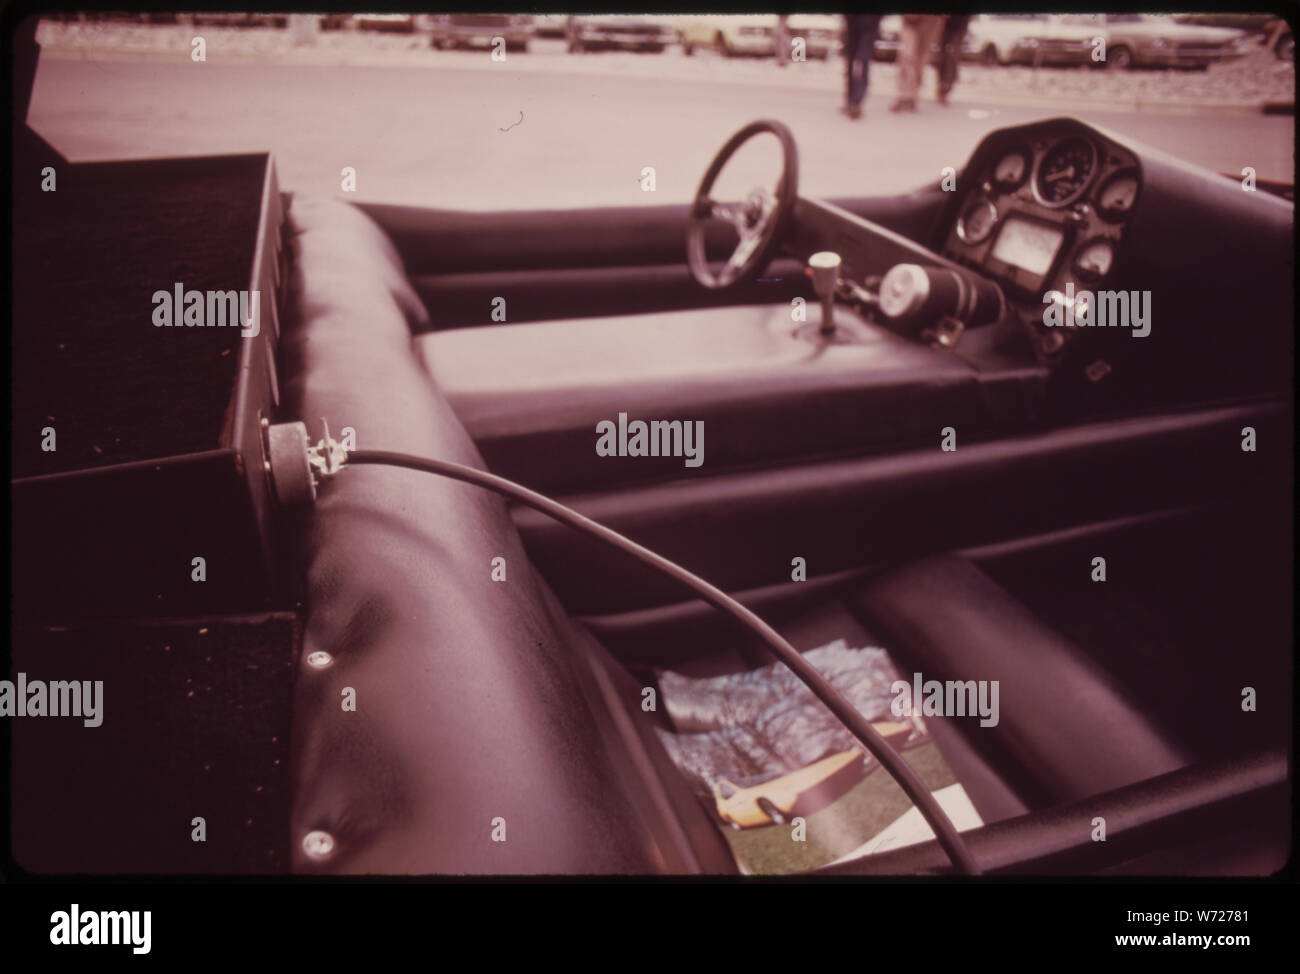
[11,153,291,622]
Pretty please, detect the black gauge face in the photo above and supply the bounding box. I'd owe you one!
[992,149,1031,190]
[1035,137,1096,207]
[1097,170,1139,220]
[957,199,998,244]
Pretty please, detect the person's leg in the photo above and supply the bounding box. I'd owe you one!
[844,19,862,108]
[894,20,921,108]
[858,16,881,108]
[912,16,943,103]
[939,17,969,102]
[938,27,959,101]
[920,15,943,83]
[850,28,871,106]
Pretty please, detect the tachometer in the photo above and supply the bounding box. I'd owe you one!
[1034,137,1097,208]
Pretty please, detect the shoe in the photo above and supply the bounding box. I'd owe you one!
[937,90,950,106]
[889,98,917,113]
[848,103,863,119]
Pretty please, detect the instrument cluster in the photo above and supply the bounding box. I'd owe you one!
[942,128,1141,358]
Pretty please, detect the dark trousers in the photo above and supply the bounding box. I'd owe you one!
[938,15,970,96]
[844,15,881,106]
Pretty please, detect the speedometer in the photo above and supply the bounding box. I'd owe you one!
[1033,137,1097,208]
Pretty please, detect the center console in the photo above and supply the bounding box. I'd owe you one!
[416,301,1047,493]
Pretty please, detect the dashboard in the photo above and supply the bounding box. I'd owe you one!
[941,125,1141,358]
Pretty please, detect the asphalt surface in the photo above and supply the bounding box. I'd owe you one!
[28,56,1295,210]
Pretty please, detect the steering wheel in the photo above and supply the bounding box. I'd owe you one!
[686,119,799,290]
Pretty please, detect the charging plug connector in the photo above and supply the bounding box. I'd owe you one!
[262,418,348,507]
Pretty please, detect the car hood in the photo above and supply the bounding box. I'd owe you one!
[1110,21,1244,43]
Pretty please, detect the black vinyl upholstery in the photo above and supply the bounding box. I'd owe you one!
[416,303,1046,493]
[279,197,1208,875]
[279,196,735,873]
[851,555,1191,806]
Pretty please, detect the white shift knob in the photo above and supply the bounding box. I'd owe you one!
[808,251,842,299]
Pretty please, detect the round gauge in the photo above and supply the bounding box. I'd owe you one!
[1097,169,1140,221]
[957,199,998,244]
[992,148,1031,190]
[1073,238,1115,281]
[1034,137,1098,208]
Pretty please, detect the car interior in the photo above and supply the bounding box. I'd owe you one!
[8,19,1292,876]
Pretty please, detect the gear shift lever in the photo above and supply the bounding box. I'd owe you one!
[808,251,842,337]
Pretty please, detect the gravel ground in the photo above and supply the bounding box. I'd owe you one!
[34,19,1296,111]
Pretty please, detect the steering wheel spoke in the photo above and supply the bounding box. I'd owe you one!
[727,231,761,271]
[705,199,744,228]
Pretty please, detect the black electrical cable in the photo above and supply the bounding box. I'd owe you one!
[344,448,981,875]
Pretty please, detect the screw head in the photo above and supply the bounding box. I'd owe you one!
[302,830,335,860]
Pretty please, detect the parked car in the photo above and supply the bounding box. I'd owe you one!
[874,14,902,61]
[1264,18,1295,60]
[1071,13,1248,70]
[787,15,840,59]
[1170,13,1276,46]
[566,15,675,54]
[963,14,1047,65]
[353,14,416,34]
[533,14,569,40]
[1023,14,1100,67]
[999,14,1250,70]
[679,15,835,59]
[428,14,532,53]
[965,13,1074,66]
[185,13,288,29]
[1187,14,1290,62]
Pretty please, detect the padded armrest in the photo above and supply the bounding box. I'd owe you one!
[279,197,733,873]
[851,556,1191,806]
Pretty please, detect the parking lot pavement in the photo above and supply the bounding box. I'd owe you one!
[35,21,1296,113]
[29,55,1294,212]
